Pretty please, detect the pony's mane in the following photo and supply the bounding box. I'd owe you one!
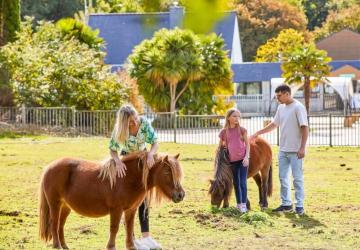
[98,152,183,206]
[147,154,183,205]
[209,146,233,195]
[98,151,148,189]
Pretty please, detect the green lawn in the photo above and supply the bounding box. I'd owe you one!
[0,136,359,249]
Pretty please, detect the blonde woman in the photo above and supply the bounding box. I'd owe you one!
[218,108,250,213]
[109,104,160,250]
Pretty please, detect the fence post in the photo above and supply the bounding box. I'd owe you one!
[329,113,332,147]
[21,104,26,125]
[72,106,76,135]
[173,112,177,143]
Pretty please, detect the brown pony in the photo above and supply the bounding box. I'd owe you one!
[209,137,272,210]
[39,152,184,250]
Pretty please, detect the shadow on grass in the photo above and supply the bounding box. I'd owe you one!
[265,210,327,229]
[210,206,326,229]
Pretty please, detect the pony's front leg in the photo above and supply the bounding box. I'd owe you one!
[124,208,137,250]
[107,209,123,250]
[223,195,229,208]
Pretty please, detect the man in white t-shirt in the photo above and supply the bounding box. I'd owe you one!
[251,84,309,215]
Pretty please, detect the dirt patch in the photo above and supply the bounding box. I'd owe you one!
[0,210,20,216]
[325,205,360,212]
[169,209,183,214]
[194,213,212,223]
[72,225,97,235]
[193,212,237,230]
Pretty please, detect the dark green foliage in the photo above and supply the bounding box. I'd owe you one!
[21,0,83,21]
[1,18,130,109]
[128,28,232,114]
[302,0,329,31]
[313,5,360,41]
[234,0,307,62]
[0,0,21,45]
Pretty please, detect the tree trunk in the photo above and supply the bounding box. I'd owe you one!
[169,84,176,113]
[304,77,311,114]
[1,0,20,44]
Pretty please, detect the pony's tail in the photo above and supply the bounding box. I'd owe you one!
[267,163,273,197]
[39,183,52,242]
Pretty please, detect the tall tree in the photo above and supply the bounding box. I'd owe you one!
[313,5,360,41]
[21,0,83,22]
[95,0,229,34]
[256,29,307,62]
[282,44,331,113]
[128,28,232,113]
[0,0,20,45]
[177,33,233,114]
[302,0,329,31]
[1,18,130,109]
[328,0,360,11]
[232,0,307,62]
[0,0,20,106]
[128,28,203,113]
[95,0,169,13]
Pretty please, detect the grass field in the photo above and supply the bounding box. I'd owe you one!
[0,136,359,250]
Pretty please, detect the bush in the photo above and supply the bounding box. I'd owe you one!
[0,17,130,110]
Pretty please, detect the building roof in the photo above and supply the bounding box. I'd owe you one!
[316,29,360,61]
[232,60,360,82]
[88,7,240,65]
[231,62,283,82]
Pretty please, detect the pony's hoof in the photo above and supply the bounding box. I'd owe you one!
[107,247,116,250]
[61,244,69,249]
[261,206,268,211]
[52,244,62,249]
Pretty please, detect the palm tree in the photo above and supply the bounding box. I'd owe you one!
[281,44,331,113]
[128,28,203,112]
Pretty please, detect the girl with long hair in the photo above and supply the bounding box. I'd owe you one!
[109,104,161,250]
[219,108,250,213]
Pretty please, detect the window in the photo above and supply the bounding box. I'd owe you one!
[236,82,262,95]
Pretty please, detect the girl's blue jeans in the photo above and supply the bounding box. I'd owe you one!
[230,160,248,204]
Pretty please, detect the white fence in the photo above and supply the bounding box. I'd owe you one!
[1,106,360,146]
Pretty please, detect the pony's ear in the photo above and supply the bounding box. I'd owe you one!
[163,155,169,162]
[209,179,214,184]
[174,153,180,160]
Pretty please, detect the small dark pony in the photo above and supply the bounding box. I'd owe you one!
[39,152,184,250]
[209,137,273,210]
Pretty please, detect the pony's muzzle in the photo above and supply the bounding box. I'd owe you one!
[172,190,185,203]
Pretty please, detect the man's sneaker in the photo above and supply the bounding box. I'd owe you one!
[295,207,305,215]
[272,205,293,212]
[139,236,162,250]
[134,239,150,250]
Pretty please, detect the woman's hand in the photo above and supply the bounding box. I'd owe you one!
[115,160,127,178]
[147,153,155,168]
[243,158,249,167]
